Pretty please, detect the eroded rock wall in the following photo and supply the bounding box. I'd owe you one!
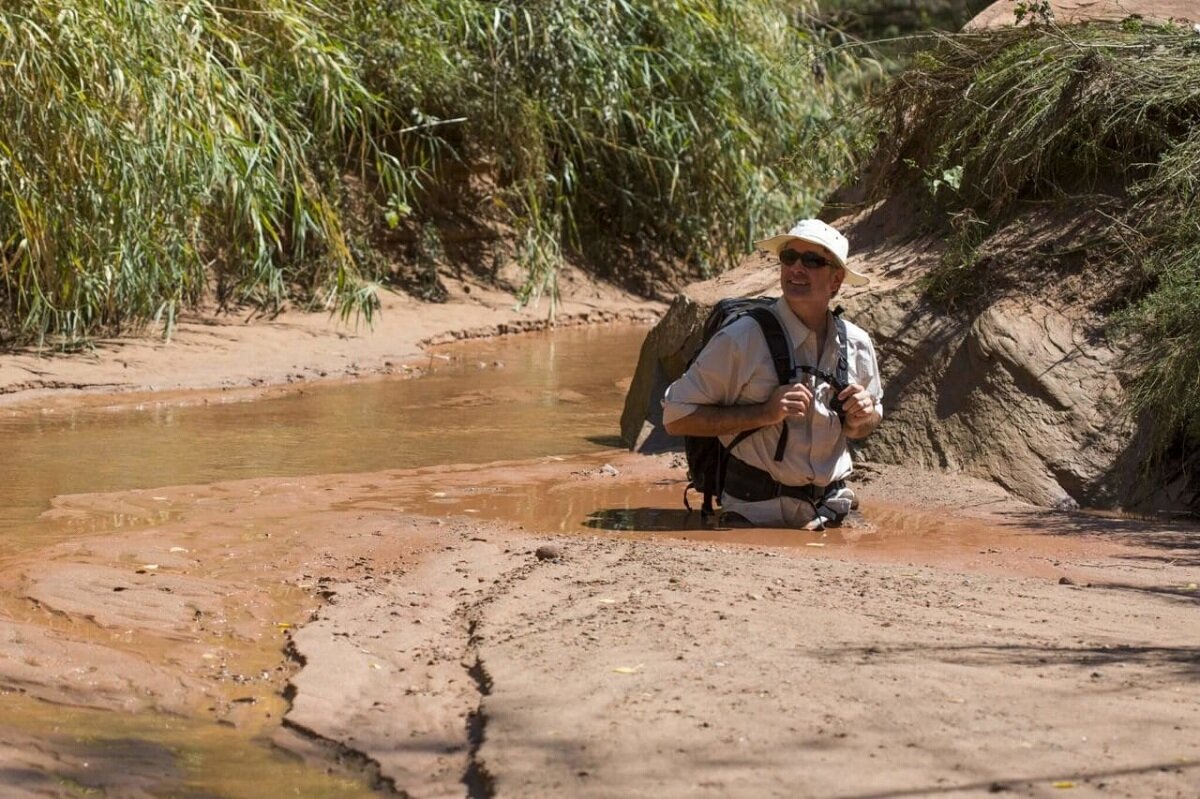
[857,290,1135,508]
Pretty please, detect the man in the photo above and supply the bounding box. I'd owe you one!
[662,218,883,529]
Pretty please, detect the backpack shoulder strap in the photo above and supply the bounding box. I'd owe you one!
[745,305,792,385]
[832,305,849,390]
[745,304,793,462]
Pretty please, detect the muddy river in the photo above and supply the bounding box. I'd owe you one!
[2,323,1060,564]
[0,326,652,796]
[1,326,648,549]
[3,325,1175,797]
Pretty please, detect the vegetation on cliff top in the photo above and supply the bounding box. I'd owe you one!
[0,0,867,345]
[864,20,1200,453]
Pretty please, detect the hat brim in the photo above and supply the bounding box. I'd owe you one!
[755,234,870,287]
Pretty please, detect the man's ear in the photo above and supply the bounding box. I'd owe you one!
[830,267,846,297]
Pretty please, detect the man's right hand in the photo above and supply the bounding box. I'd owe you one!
[767,382,814,424]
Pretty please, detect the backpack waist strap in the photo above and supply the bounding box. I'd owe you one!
[722,455,843,504]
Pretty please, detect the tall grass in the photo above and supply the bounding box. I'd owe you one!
[0,0,397,344]
[867,22,1200,451]
[351,0,870,309]
[0,0,872,341]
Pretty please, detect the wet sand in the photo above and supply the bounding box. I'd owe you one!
[2,450,1198,797]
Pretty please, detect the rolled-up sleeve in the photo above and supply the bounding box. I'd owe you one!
[661,324,760,426]
[851,333,884,420]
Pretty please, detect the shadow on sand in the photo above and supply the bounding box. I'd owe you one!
[991,507,1200,564]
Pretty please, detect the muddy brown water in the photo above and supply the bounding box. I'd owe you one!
[0,325,645,550]
[1,322,1119,565]
[0,325,648,797]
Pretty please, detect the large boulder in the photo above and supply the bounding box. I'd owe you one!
[619,207,1173,511]
[855,288,1136,509]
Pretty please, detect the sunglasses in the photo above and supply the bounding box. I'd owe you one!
[779,249,832,269]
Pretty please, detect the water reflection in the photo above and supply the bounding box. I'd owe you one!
[0,693,379,798]
[585,506,703,532]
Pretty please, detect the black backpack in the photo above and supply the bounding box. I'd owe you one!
[682,297,850,516]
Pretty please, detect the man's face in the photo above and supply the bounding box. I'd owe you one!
[778,240,845,308]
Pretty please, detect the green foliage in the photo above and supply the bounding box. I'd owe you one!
[923,209,988,309]
[879,25,1200,218]
[0,0,872,341]
[1012,1,1054,25]
[415,222,448,302]
[871,23,1200,452]
[903,157,963,198]
[810,0,993,80]
[0,0,399,345]
[351,0,869,308]
[1115,213,1200,451]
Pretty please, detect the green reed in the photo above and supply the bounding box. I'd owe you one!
[351,0,870,311]
[0,0,397,344]
[0,0,872,340]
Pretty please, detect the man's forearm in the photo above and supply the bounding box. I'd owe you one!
[843,409,881,440]
[664,403,774,438]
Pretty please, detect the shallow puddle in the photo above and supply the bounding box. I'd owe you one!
[340,464,1128,579]
[0,692,380,798]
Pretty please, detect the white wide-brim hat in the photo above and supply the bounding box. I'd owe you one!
[756,219,869,286]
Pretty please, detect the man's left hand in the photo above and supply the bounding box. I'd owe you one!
[837,383,880,439]
[837,383,875,421]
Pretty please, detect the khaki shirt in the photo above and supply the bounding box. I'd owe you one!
[662,298,883,525]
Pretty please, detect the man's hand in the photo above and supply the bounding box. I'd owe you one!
[837,383,880,439]
[664,381,878,439]
[767,382,815,424]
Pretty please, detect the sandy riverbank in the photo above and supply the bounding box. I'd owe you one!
[0,265,664,415]
[1,450,1197,797]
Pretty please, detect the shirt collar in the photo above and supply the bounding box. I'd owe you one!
[773,296,811,349]
[773,296,837,361]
